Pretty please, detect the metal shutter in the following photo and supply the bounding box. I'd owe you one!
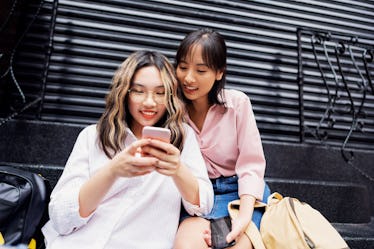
[2,0,374,151]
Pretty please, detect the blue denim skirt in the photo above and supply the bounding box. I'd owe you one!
[181,175,271,229]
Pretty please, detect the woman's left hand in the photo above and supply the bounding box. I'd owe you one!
[141,139,182,176]
[226,194,256,243]
[226,214,252,243]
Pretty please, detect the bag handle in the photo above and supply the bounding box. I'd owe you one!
[228,199,267,210]
[229,192,283,211]
[267,192,283,205]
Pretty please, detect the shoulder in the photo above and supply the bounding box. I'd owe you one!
[80,124,97,135]
[77,124,98,141]
[222,89,250,108]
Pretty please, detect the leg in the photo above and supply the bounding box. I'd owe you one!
[173,216,210,249]
[230,234,253,249]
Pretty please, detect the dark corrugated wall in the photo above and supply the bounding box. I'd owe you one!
[1,0,374,151]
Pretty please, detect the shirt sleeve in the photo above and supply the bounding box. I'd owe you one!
[48,126,94,235]
[180,124,214,216]
[235,95,266,200]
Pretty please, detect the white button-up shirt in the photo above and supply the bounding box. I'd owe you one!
[42,124,213,249]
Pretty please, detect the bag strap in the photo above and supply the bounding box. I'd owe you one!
[287,198,316,249]
[245,222,267,249]
[227,200,267,249]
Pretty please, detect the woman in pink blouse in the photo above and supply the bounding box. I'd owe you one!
[173,29,271,249]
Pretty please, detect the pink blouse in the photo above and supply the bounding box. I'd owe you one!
[186,89,266,200]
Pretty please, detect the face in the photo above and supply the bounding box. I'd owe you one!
[128,66,167,137]
[176,45,223,104]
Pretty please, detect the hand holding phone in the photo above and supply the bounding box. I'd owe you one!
[210,216,236,249]
[142,126,171,143]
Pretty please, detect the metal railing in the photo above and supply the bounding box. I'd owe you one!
[297,27,374,181]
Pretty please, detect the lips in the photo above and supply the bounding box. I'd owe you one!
[183,84,198,95]
[141,110,157,120]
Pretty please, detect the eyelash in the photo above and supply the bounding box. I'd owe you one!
[179,66,206,74]
[132,89,165,95]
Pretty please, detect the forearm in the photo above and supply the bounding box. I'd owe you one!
[79,162,118,217]
[238,194,256,220]
[172,163,200,206]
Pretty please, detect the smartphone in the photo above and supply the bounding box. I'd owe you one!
[142,126,171,143]
[210,216,236,249]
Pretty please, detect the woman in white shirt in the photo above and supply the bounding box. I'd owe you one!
[42,50,214,249]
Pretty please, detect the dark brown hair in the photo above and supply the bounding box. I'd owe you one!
[175,28,227,105]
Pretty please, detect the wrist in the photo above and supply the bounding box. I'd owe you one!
[173,161,184,179]
[107,161,119,181]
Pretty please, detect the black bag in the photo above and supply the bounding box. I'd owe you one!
[0,166,51,247]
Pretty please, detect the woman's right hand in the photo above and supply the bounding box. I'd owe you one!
[109,139,159,178]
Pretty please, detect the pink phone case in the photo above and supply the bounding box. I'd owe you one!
[142,126,171,143]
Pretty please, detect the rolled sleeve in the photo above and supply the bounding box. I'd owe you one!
[48,127,94,235]
[235,94,266,200]
[49,179,92,235]
[181,125,214,216]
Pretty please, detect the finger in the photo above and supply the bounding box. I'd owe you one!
[155,160,178,173]
[141,145,168,159]
[155,167,173,176]
[130,169,154,177]
[148,139,176,154]
[127,139,151,155]
[203,230,212,247]
[226,228,241,243]
[131,164,156,172]
[130,156,159,167]
[128,161,157,174]
[142,147,176,165]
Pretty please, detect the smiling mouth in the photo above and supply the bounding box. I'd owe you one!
[141,111,157,119]
[183,84,198,93]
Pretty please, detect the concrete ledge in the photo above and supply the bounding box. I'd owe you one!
[267,178,370,223]
[0,119,85,165]
[263,141,374,215]
[1,119,373,219]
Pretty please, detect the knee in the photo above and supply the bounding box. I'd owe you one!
[173,217,210,249]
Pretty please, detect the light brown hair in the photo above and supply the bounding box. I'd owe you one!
[97,50,185,158]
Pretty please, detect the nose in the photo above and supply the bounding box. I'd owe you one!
[185,70,195,84]
[143,92,157,106]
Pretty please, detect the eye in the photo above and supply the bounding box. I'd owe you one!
[131,89,144,94]
[178,64,188,70]
[197,70,207,73]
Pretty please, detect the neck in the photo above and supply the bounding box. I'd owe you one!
[188,98,210,114]
[186,98,212,131]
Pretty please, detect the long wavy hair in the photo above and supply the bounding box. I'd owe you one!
[97,50,186,158]
[175,28,227,106]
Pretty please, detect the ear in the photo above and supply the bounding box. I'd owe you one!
[216,69,224,81]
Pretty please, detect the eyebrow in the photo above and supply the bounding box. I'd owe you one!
[131,83,165,89]
[179,60,208,67]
